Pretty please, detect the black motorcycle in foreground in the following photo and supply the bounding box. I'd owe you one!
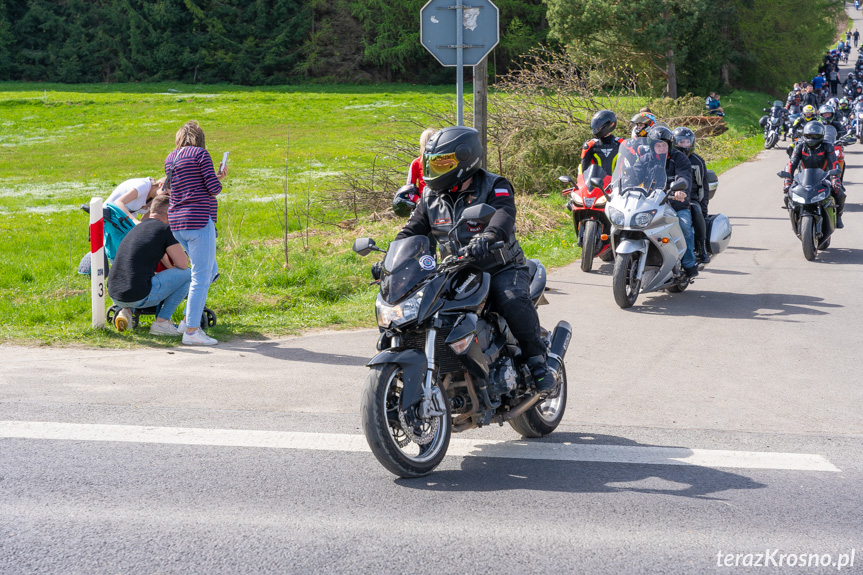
[353,203,571,477]
[777,167,841,261]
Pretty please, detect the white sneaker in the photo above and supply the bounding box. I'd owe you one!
[114,308,133,332]
[176,319,187,334]
[150,320,181,336]
[182,328,218,346]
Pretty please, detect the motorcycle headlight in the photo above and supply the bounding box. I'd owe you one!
[570,193,583,206]
[791,191,806,203]
[376,292,421,329]
[594,195,607,207]
[607,206,625,226]
[811,190,829,203]
[631,209,657,229]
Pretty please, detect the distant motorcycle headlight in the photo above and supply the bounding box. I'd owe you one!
[632,210,658,229]
[375,292,421,328]
[607,206,625,226]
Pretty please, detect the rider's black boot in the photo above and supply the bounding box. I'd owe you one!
[695,240,712,264]
[527,355,557,394]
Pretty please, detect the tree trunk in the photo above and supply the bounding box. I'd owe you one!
[666,47,678,98]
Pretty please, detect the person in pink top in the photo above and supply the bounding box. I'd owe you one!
[406,128,437,197]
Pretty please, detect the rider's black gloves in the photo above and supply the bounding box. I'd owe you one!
[467,231,498,259]
[371,261,382,280]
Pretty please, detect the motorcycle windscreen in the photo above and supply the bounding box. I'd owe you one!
[611,138,668,195]
[380,235,434,304]
[796,168,829,193]
[824,125,838,145]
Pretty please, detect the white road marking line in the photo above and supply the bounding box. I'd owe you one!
[0,421,841,472]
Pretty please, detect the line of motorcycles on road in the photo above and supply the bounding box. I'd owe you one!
[351,137,736,478]
[761,101,856,261]
[558,140,731,308]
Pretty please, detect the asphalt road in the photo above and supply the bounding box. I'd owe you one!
[4,26,863,575]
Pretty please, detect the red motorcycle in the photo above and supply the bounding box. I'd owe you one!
[559,164,614,272]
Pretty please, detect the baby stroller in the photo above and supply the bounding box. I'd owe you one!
[79,203,217,331]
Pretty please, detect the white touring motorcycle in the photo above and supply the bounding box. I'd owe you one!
[591,138,732,309]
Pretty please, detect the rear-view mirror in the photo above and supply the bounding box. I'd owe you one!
[352,237,375,257]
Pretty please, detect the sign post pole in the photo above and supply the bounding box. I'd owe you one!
[89,197,105,329]
[456,0,464,126]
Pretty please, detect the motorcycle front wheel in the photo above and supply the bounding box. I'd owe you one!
[800,215,818,261]
[580,219,599,272]
[612,253,641,308]
[509,365,568,438]
[361,364,451,478]
[765,131,778,149]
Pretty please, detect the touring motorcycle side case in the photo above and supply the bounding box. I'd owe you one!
[705,214,732,255]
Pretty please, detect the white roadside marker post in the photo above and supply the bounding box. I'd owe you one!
[89,197,106,328]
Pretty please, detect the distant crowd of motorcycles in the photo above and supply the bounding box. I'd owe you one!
[760,45,858,260]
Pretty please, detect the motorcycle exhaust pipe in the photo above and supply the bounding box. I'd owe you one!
[545,320,572,379]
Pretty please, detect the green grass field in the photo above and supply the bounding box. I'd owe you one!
[0,82,766,346]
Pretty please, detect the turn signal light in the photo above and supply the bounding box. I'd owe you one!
[600,234,609,241]
[661,238,669,243]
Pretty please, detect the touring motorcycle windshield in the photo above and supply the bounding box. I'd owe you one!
[824,125,838,145]
[611,137,668,195]
[380,235,434,304]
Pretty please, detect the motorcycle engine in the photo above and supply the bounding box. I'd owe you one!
[488,356,518,398]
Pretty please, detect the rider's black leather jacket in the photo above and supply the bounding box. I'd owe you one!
[395,169,525,271]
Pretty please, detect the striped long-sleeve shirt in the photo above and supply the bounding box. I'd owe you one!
[165,146,222,231]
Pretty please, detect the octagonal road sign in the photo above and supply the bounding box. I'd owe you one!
[421,0,499,67]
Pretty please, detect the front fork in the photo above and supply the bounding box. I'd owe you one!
[420,315,447,419]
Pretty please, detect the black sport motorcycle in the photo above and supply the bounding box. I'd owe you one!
[353,203,571,478]
[778,167,841,261]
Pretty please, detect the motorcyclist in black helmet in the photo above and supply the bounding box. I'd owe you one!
[785,121,846,228]
[819,104,848,139]
[672,127,711,264]
[580,110,625,177]
[393,126,558,393]
[648,126,698,277]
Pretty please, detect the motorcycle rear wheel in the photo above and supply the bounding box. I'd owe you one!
[612,253,641,308]
[361,364,451,478]
[508,365,568,438]
[667,278,690,293]
[800,215,818,261]
[580,219,599,272]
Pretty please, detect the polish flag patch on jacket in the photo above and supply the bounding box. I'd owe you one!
[494,188,510,197]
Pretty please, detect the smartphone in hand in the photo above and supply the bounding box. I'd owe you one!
[219,152,229,174]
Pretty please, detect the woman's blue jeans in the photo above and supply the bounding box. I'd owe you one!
[173,220,217,329]
[113,267,192,321]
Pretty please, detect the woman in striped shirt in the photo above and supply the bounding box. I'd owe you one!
[165,120,227,346]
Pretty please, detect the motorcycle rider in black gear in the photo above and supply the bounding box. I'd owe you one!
[785,121,846,229]
[672,127,711,264]
[647,126,698,277]
[819,104,848,139]
[580,110,625,176]
[394,126,557,393]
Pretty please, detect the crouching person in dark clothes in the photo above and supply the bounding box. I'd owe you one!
[108,195,191,335]
[392,126,557,393]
